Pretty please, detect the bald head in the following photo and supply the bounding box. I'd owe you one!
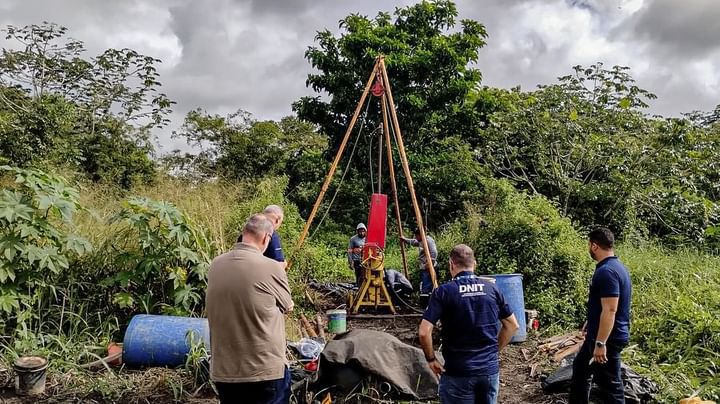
[449,244,476,275]
[263,205,284,230]
[241,214,274,251]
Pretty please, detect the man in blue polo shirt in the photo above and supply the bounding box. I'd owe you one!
[570,227,632,404]
[235,205,286,270]
[263,205,287,270]
[419,244,519,404]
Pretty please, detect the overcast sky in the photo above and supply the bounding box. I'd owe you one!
[1,0,719,152]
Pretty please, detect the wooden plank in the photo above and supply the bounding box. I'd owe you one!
[300,314,318,338]
[316,313,326,340]
[539,334,582,351]
[540,332,577,345]
[553,341,582,362]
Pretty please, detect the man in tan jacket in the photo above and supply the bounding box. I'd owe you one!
[206,213,294,404]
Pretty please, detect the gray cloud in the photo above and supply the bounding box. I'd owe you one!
[246,0,319,17]
[1,0,719,153]
[616,0,720,59]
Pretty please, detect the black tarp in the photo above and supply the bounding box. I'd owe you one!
[317,329,439,400]
[541,354,659,403]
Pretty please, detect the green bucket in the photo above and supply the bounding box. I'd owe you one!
[327,309,347,334]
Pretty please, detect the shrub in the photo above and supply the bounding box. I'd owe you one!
[223,176,351,284]
[438,178,592,328]
[101,197,212,316]
[0,166,91,335]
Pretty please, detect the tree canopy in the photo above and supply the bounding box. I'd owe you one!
[293,0,487,150]
[0,23,173,188]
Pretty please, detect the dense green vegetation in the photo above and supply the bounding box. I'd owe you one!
[2,1,720,401]
[620,244,720,400]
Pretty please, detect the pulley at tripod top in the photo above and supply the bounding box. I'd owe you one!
[370,74,385,97]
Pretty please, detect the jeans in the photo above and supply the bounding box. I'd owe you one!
[439,372,499,404]
[215,367,290,404]
[421,270,433,294]
[420,262,438,294]
[352,260,364,287]
[569,339,626,404]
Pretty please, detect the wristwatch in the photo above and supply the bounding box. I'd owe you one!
[425,355,436,362]
[595,340,606,348]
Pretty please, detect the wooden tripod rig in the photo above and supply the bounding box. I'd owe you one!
[294,55,438,291]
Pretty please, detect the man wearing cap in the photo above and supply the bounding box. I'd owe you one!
[347,223,367,286]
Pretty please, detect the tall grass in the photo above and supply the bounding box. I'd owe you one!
[620,243,720,401]
[75,175,250,252]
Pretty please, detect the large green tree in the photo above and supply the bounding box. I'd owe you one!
[292,0,490,227]
[478,64,657,231]
[638,116,720,244]
[294,0,486,148]
[169,110,328,188]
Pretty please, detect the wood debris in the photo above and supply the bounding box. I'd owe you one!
[537,331,584,362]
[529,363,541,378]
[300,313,319,338]
[521,348,531,362]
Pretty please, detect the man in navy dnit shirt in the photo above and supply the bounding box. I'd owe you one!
[570,227,632,403]
[419,244,519,404]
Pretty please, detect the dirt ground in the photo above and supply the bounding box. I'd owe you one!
[314,282,567,404]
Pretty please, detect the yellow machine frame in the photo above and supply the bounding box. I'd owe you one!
[349,244,395,314]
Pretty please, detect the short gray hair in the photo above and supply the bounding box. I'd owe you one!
[263,204,284,218]
[243,213,274,238]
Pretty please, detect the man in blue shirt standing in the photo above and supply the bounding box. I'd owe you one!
[263,205,287,270]
[570,227,632,404]
[419,244,519,404]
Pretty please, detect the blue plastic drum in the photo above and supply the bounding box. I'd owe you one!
[487,274,527,343]
[122,314,210,367]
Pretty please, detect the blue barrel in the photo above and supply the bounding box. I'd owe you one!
[122,314,210,367]
[488,274,527,343]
